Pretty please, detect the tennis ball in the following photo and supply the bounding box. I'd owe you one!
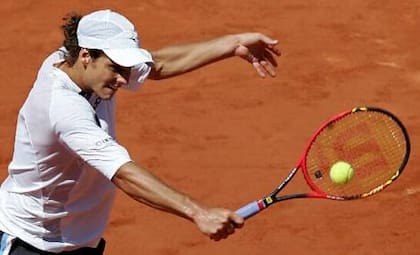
[329,161,354,184]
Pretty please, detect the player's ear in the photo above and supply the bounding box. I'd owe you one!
[79,48,91,67]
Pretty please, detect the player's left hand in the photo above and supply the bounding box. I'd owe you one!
[234,32,281,78]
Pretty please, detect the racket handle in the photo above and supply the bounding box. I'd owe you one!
[236,201,264,219]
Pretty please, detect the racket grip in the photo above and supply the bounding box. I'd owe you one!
[236,201,264,219]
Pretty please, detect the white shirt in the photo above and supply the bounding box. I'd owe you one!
[0,49,151,252]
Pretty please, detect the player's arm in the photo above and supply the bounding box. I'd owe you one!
[147,32,280,80]
[112,161,244,240]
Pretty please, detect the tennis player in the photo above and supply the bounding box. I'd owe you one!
[0,9,280,255]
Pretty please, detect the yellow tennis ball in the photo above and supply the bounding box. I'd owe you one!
[329,161,354,184]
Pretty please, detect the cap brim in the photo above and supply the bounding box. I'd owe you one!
[104,48,153,67]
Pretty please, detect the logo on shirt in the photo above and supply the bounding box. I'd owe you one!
[95,137,115,147]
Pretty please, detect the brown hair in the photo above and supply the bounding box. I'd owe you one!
[61,12,103,66]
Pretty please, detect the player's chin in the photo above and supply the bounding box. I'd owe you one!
[99,89,117,100]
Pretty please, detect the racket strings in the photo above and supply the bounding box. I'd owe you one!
[305,110,408,199]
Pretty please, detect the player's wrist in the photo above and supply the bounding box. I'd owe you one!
[180,196,206,221]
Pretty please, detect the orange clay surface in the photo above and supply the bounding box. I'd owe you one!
[1,1,419,255]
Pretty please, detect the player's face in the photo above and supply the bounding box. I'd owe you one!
[83,55,131,100]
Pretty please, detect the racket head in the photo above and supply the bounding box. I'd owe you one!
[300,106,410,200]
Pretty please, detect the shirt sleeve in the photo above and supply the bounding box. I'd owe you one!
[123,62,152,91]
[50,90,131,179]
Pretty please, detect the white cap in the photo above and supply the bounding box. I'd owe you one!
[77,9,153,67]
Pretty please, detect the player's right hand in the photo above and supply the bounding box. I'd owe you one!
[192,207,244,241]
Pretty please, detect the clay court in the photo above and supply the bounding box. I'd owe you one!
[1,1,419,254]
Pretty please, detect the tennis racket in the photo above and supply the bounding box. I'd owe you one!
[236,106,410,219]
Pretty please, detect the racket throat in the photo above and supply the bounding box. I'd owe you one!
[261,193,307,208]
[244,193,314,218]
[275,193,308,202]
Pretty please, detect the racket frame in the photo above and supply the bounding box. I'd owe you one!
[236,107,410,219]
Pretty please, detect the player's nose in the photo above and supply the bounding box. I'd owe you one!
[115,74,128,87]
